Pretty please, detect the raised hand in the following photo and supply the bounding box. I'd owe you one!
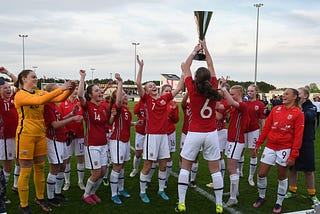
[137,55,144,68]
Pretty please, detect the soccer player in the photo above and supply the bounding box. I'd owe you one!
[14,69,74,213]
[59,87,86,191]
[285,87,319,205]
[253,88,304,214]
[44,83,83,207]
[241,84,266,186]
[217,78,249,208]
[78,70,110,205]
[176,40,224,214]
[129,99,146,178]
[136,55,184,204]
[0,68,19,202]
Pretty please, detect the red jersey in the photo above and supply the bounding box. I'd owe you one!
[185,76,218,132]
[141,93,173,134]
[58,98,84,138]
[256,105,304,161]
[227,102,249,143]
[110,104,132,142]
[216,99,231,131]
[83,101,109,146]
[0,94,18,138]
[246,100,266,132]
[134,100,146,135]
[181,103,192,135]
[44,102,67,142]
[167,100,179,135]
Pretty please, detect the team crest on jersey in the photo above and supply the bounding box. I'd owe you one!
[255,105,259,110]
[160,100,166,105]
[94,161,98,166]
[287,114,293,120]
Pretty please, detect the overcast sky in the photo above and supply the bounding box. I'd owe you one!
[1,0,319,88]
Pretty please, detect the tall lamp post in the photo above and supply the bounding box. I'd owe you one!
[254,3,263,86]
[19,34,28,70]
[90,68,95,84]
[132,42,140,82]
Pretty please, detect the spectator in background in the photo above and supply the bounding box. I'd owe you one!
[312,96,320,128]
[285,87,319,205]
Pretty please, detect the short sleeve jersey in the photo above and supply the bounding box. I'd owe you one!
[0,94,18,138]
[246,100,266,132]
[83,101,109,146]
[110,104,132,142]
[141,93,173,134]
[185,76,218,132]
[44,102,67,142]
[227,102,249,143]
[134,100,146,135]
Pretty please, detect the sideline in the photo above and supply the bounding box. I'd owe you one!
[130,146,242,214]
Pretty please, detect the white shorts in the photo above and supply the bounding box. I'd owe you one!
[109,139,131,164]
[84,145,109,170]
[143,134,170,161]
[225,141,245,160]
[218,129,228,152]
[135,133,145,151]
[0,138,16,160]
[181,131,220,161]
[167,131,176,153]
[260,147,291,167]
[245,129,260,149]
[47,138,68,164]
[66,138,84,157]
[179,133,187,149]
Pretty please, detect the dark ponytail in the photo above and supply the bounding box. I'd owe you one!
[194,67,221,101]
[14,69,33,89]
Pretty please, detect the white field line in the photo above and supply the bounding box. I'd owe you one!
[130,146,242,214]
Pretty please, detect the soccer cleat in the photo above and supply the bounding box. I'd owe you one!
[119,190,131,198]
[139,193,150,203]
[158,191,169,201]
[102,177,109,186]
[216,204,223,214]
[284,191,296,199]
[129,169,138,177]
[19,205,33,214]
[47,198,61,207]
[311,195,320,204]
[248,177,255,186]
[272,203,282,213]
[11,186,18,193]
[189,181,197,188]
[253,197,266,208]
[206,183,214,188]
[78,182,85,190]
[175,202,186,213]
[82,195,96,205]
[111,195,122,205]
[3,196,11,204]
[55,193,69,202]
[34,198,52,212]
[223,198,238,207]
[90,194,102,203]
[62,183,70,191]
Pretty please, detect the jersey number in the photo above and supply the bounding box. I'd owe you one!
[200,99,213,119]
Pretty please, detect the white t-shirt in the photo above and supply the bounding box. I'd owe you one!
[312,101,320,112]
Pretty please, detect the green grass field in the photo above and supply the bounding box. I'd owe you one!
[4,101,320,213]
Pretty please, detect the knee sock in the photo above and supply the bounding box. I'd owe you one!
[257,176,267,199]
[139,172,148,194]
[13,165,20,188]
[249,157,258,178]
[212,172,224,205]
[34,162,45,200]
[178,169,189,203]
[230,174,239,199]
[118,168,124,192]
[166,161,173,184]
[133,156,141,170]
[18,167,32,207]
[46,173,56,199]
[3,170,10,186]
[77,163,85,184]
[238,155,244,176]
[110,170,120,197]
[64,163,71,184]
[276,178,288,206]
[55,172,64,194]
[91,178,102,195]
[190,161,199,182]
[83,178,95,198]
[158,170,166,192]
[220,159,225,179]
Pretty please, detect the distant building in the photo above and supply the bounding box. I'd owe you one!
[160,74,180,89]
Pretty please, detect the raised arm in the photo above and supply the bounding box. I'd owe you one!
[102,80,113,94]
[220,76,239,108]
[78,70,86,106]
[51,115,83,129]
[181,92,189,109]
[199,39,216,78]
[114,73,123,107]
[171,74,184,98]
[136,55,145,97]
[183,44,202,78]
[0,67,18,82]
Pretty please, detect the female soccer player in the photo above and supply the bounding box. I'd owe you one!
[78,70,110,205]
[285,87,319,205]
[44,83,83,207]
[136,55,184,204]
[176,40,223,214]
[253,88,304,214]
[14,69,74,213]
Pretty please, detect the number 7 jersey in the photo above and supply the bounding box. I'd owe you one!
[185,76,218,132]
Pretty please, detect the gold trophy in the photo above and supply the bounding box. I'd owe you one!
[194,11,213,60]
